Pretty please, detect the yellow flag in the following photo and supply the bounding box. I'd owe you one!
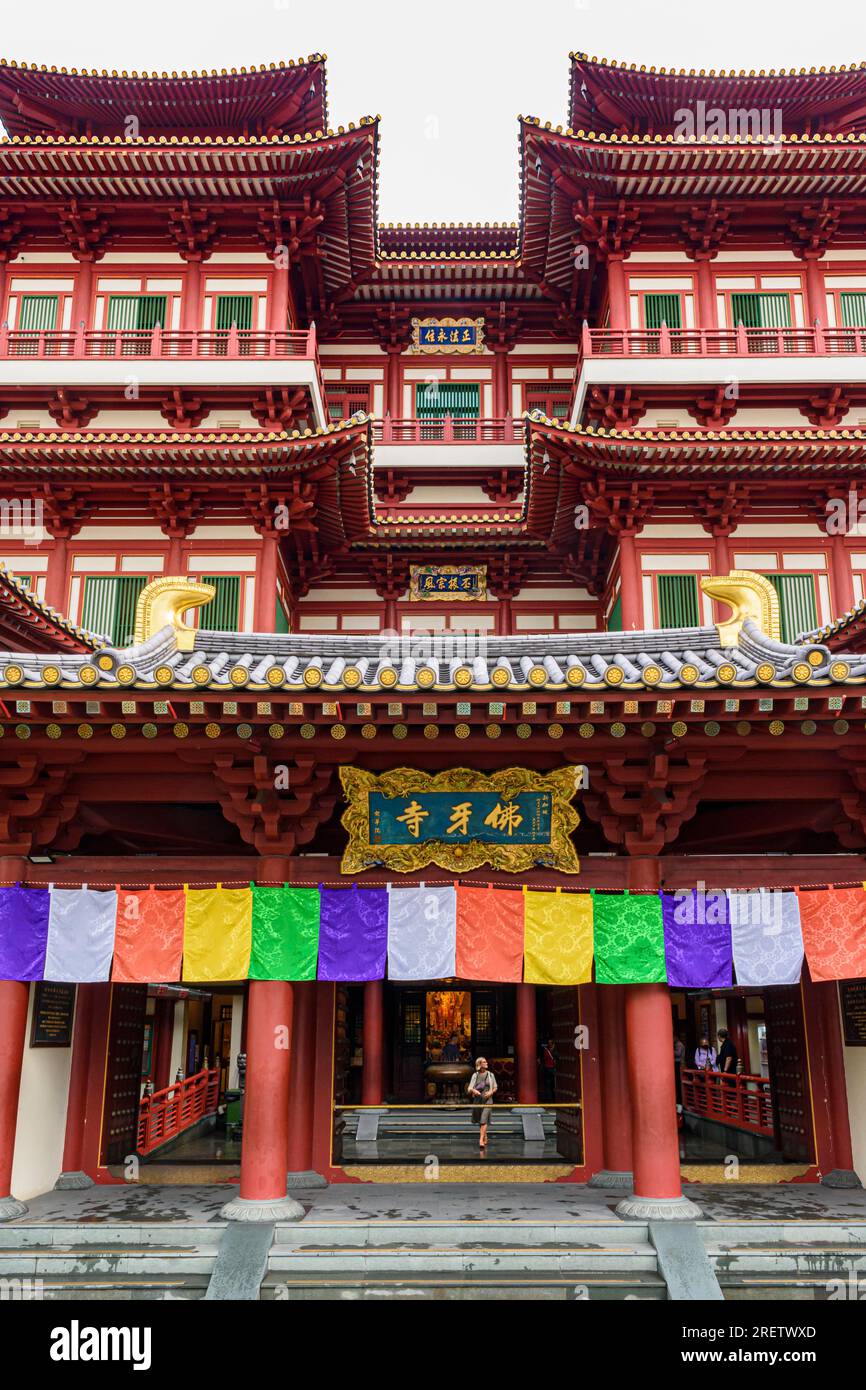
[183,887,252,982]
[523,889,593,985]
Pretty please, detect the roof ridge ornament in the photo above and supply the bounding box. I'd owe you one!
[700,569,781,646]
[133,577,215,652]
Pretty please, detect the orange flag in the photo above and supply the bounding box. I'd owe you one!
[112,887,186,983]
[796,885,866,982]
[455,885,524,982]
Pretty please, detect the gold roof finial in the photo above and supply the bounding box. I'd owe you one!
[133,576,215,652]
[700,569,781,646]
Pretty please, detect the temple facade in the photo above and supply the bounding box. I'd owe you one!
[0,51,865,1237]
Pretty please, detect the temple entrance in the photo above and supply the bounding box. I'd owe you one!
[333,982,584,1168]
[672,985,816,1169]
[101,982,246,1173]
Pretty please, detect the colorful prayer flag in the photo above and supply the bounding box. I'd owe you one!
[182,886,252,982]
[112,888,185,984]
[0,885,50,981]
[455,885,524,982]
[661,889,733,989]
[593,890,666,984]
[797,886,866,982]
[317,886,388,981]
[44,887,118,983]
[387,885,457,981]
[250,884,320,981]
[727,890,804,986]
[523,889,593,985]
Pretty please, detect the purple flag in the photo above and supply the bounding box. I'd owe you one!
[317,887,388,981]
[662,890,732,989]
[0,884,50,980]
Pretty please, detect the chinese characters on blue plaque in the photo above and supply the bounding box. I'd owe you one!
[370,791,552,846]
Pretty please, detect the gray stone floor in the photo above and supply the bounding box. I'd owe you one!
[8,1180,866,1228]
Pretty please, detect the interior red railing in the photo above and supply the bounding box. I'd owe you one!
[680,1066,774,1138]
[137,1067,221,1156]
[0,324,318,362]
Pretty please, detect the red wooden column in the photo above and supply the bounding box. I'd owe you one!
[802,969,860,1187]
[830,535,855,616]
[606,254,629,332]
[588,983,634,1189]
[220,981,303,1220]
[255,529,279,632]
[492,346,510,419]
[362,981,385,1106]
[181,260,203,336]
[616,859,701,1220]
[711,528,732,577]
[617,529,643,630]
[694,255,718,331]
[286,982,325,1186]
[0,981,29,1219]
[385,347,403,420]
[268,262,290,334]
[152,997,176,1094]
[56,985,96,1189]
[70,258,94,335]
[802,252,827,328]
[516,984,538,1104]
[44,530,70,613]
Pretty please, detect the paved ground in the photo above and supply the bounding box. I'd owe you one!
[8,1181,866,1227]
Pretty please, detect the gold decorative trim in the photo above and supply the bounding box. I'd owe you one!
[409,563,487,601]
[343,1164,575,1183]
[134,576,215,653]
[409,316,485,354]
[339,764,583,874]
[701,569,781,645]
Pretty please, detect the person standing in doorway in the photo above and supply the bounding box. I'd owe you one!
[717,1029,738,1078]
[540,1037,557,1102]
[468,1057,497,1151]
[694,1034,716,1070]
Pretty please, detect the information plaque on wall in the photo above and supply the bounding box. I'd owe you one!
[30,981,75,1048]
[839,981,866,1046]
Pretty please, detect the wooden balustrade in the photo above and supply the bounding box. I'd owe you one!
[680,1066,774,1137]
[137,1067,221,1155]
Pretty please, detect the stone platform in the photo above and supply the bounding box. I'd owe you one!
[1,1181,865,1301]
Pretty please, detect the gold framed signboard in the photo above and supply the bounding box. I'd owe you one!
[410,316,485,354]
[409,564,487,602]
[340,765,583,874]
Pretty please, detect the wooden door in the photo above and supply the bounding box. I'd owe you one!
[102,985,148,1165]
[392,988,425,1101]
[764,986,815,1163]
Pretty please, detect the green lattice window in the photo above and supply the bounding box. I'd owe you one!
[215,295,254,331]
[607,594,623,632]
[199,575,241,631]
[657,574,700,629]
[415,382,480,418]
[106,294,168,332]
[765,573,818,643]
[80,575,147,646]
[730,292,792,329]
[840,292,866,328]
[18,293,59,332]
[643,293,682,330]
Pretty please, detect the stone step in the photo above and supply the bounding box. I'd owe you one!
[0,1223,224,1250]
[719,1275,851,1301]
[707,1243,866,1275]
[267,1243,658,1274]
[10,1274,209,1302]
[272,1219,646,1249]
[260,1270,668,1301]
[699,1221,866,1246]
[0,1245,219,1277]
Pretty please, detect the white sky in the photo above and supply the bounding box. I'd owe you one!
[2,0,865,222]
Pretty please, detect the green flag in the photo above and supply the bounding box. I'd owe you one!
[249,884,320,980]
[592,890,666,984]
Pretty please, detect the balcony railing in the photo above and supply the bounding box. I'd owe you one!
[137,1066,221,1156]
[681,1067,774,1138]
[0,323,319,361]
[580,324,866,362]
[375,415,524,445]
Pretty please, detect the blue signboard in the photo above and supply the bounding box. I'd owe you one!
[369,791,553,846]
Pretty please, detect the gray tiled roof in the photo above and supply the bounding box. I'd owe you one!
[0,618,855,693]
